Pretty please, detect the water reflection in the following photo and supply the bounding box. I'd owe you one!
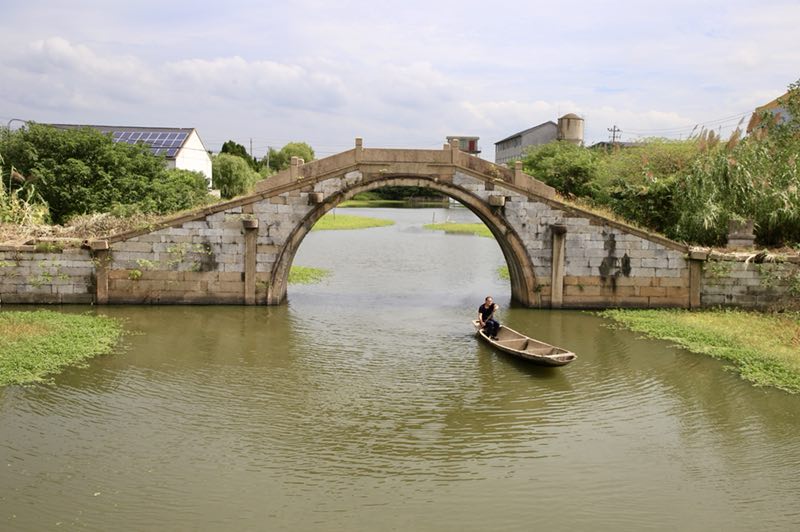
[1,207,799,531]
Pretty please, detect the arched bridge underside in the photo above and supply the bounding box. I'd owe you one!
[93,139,699,309]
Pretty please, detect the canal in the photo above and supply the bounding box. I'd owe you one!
[1,207,799,530]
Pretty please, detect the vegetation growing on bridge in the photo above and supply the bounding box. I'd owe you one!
[0,310,123,386]
[521,79,800,248]
[600,308,800,394]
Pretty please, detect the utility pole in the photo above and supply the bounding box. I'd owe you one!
[249,138,253,158]
[608,125,621,145]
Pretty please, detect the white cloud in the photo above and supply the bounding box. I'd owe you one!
[0,0,797,154]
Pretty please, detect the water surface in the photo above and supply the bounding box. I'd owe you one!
[1,207,799,531]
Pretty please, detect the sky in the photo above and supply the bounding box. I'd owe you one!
[0,0,797,159]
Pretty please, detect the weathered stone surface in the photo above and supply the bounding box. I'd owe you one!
[3,145,797,309]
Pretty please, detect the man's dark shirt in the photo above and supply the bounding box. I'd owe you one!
[478,304,497,321]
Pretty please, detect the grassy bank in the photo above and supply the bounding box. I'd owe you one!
[312,213,394,231]
[423,222,492,238]
[600,308,800,394]
[497,265,510,280]
[338,199,407,208]
[0,310,123,386]
[288,266,330,284]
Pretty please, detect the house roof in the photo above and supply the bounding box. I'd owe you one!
[495,121,557,145]
[746,91,793,132]
[48,124,200,159]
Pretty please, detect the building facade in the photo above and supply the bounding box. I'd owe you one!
[494,121,557,164]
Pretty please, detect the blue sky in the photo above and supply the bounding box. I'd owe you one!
[1,0,797,159]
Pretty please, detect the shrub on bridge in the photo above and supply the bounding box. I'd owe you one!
[521,141,599,199]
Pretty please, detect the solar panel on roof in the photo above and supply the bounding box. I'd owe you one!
[104,128,189,158]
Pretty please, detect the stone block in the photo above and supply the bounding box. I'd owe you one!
[666,286,690,298]
[655,268,681,278]
[639,286,667,297]
[657,275,688,287]
[642,258,669,269]
[62,293,94,304]
[217,272,242,282]
[207,281,245,294]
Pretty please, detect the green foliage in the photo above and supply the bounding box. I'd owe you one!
[0,124,210,224]
[599,308,800,394]
[288,265,330,284]
[364,186,444,200]
[311,213,394,231]
[606,174,682,239]
[516,79,800,247]
[152,169,211,213]
[220,140,257,170]
[521,141,599,198]
[497,265,510,280]
[0,310,123,386]
[212,153,260,199]
[266,142,315,172]
[423,222,493,238]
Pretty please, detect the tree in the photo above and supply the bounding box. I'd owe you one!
[521,141,598,198]
[267,142,315,172]
[212,153,260,199]
[220,140,257,170]
[0,124,210,224]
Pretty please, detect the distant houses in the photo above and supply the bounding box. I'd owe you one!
[50,124,213,185]
[494,114,585,164]
[494,121,557,165]
[446,136,481,155]
[747,91,795,133]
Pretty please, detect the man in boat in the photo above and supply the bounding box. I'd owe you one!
[478,296,500,340]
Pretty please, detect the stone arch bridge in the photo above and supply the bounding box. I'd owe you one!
[85,139,698,308]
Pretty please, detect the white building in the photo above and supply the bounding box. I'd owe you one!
[50,124,213,186]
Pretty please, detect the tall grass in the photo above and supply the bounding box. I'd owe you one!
[520,80,800,247]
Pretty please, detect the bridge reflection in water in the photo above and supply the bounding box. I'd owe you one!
[1,207,799,530]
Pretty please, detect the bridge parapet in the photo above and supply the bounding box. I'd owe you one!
[1,139,722,308]
[254,138,555,202]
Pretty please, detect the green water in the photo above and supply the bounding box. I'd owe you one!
[1,208,798,531]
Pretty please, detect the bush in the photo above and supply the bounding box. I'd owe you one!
[265,142,315,172]
[515,77,800,248]
[0,124,209,224]
[212,153,259,199]
[521,141,598,198]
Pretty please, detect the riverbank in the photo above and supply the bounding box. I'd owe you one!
[288,266,330,284]
[600,308,800,394]
[312,213,394,231]
[423,222,492,238]
[0,310,123,386]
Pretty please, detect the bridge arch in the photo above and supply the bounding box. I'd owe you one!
[267,176,539,306]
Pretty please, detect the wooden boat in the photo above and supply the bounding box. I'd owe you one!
[472,320,577,366]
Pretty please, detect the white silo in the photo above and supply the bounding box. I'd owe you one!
[557,113,585,146]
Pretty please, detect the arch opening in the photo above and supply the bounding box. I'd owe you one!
[266,176,539,307]
[266,176,540,307]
